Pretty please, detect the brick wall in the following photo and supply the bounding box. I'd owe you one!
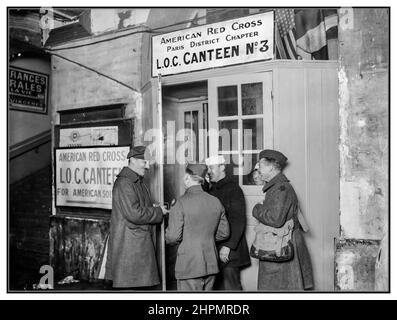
[9,165,52,290]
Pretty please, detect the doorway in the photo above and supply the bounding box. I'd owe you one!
[162,81,208,289]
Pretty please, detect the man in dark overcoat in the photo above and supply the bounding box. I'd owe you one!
[205,155,251,290]
[105,146,167,289]
[253,149,314,291]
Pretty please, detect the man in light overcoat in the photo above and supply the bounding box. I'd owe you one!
[166,163,230,291]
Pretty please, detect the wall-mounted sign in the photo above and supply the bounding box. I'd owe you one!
[55,146,129,209]
[9,66,49,114]
[59,126,119,147]
[152,11,274,77]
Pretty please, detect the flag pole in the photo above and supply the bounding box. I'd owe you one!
[157,73,166,291]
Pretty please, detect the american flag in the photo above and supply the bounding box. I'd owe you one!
[275,9,299,59]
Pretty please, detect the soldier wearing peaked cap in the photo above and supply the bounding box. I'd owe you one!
[105,146,168,289]
[253,149,314,290]
[165,163,230,291]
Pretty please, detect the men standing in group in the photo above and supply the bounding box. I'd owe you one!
[205,155,251,290]
[105,146,168,289]
[165,163,230,291]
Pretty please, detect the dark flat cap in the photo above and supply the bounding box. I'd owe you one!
[258,149,288,166]
[127,145,146,159]
[186,163,208,179]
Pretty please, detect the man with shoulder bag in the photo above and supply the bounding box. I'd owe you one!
[252,149,314,291]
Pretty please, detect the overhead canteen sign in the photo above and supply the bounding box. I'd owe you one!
[56,146,129,209]
[152,11,274,77]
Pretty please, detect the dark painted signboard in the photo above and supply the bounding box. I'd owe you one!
[9,66,49,114]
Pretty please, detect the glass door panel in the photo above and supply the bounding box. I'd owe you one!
[208,72,273,194]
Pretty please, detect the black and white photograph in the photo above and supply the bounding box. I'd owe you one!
[6,3,391,298]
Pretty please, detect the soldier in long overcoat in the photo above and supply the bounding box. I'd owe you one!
[253,149,314,291]
[105,146,167,289]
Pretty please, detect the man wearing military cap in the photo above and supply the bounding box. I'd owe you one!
[105,145,168,289]
[205,155,251,290]
[253,149,314,290]
[165,163,230,291]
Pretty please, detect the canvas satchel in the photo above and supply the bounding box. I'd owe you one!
[250,219,294,262]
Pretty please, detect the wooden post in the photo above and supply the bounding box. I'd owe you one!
[157,74,166,291]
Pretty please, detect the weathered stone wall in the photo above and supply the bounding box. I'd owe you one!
[337,8,389,291]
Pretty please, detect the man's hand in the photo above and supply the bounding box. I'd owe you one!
[160,205,169,216]
[154,203,169,217]
[219,246,230,263]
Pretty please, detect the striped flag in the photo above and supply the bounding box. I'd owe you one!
[275,8,339,60]
[275,9,299,59]
[295,8,338,60]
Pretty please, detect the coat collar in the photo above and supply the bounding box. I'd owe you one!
[186,185,203,194]
[211,175,233,190]
[262,172,289,193]
[118,166,143,183]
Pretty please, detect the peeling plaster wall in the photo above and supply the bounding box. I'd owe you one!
[335,240,379,291]
[90,9,151,35]
[51,29,142,112]
[337,8,389,291]
[49,216,109,281]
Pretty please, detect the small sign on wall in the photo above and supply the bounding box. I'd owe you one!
[9,66,49,114]
[59,126,119,147]
[55,146,129,209]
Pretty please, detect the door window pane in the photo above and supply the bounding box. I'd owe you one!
[222,154,240,185]
[184,111,199,162]
[243,118,263,150]
[218,86,238,116]
[242,82,263,115]
[242,153,262,185]
[218,120,238,151]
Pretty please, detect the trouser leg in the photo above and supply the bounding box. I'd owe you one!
[177,275,216,291]
[203,275,216,291]
[177,278,202,291]
[215,266,242,290]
